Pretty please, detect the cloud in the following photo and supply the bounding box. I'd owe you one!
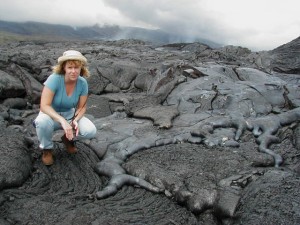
[0,0,116,26]
[0,0,299,50]
[101,0,300,50]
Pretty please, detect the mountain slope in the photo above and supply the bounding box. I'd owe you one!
[0,20,221,48]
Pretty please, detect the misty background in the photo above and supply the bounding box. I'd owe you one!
[0,0,299,51]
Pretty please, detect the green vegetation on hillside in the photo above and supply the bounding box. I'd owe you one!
[0,31,75,45]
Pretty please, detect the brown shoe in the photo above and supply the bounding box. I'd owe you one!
[42,149,54,166]
[61,135,77,154]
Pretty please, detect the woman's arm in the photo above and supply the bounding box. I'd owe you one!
[40,86,74,140]
[73,95,88,122]
[40,86,65,122]
[72,95,88,136]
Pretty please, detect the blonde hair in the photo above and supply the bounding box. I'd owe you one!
[52,60,90,78]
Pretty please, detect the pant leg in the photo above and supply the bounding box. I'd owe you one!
[77,116,97,140]
[34,109,96,148]
[62,108,97,139]
[34,112,59,149]
[34,109,74,149]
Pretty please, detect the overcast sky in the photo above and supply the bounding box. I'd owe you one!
[0,0,299,51]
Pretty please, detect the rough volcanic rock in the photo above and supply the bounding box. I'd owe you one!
[0,37,299,224]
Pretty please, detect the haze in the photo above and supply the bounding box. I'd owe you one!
[0,0,299,51]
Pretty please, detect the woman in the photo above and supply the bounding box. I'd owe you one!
[34,50,97,166]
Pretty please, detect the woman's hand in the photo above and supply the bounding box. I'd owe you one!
[61,119,74,140]
[72,120,79,137]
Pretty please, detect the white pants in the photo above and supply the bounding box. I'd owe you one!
[34,109,97,149]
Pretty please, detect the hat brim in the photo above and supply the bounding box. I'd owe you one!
[58,55,87,64]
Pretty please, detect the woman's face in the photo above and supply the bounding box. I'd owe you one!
[64,60,82,81]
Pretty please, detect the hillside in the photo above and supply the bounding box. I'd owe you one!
[0,20,221,47]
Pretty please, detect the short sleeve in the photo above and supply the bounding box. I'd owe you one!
[79,77,88,96]
[44,74,61,92]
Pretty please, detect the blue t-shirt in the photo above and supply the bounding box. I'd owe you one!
[44,73,88,112]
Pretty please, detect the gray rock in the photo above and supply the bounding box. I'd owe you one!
[0,37,299,224]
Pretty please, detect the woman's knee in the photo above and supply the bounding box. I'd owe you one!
[89,124,97,138]
[83,123,97,139]
[79,117,97,139]
[34,113,54,130]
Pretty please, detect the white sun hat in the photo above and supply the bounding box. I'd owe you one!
[57,50,87,64]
